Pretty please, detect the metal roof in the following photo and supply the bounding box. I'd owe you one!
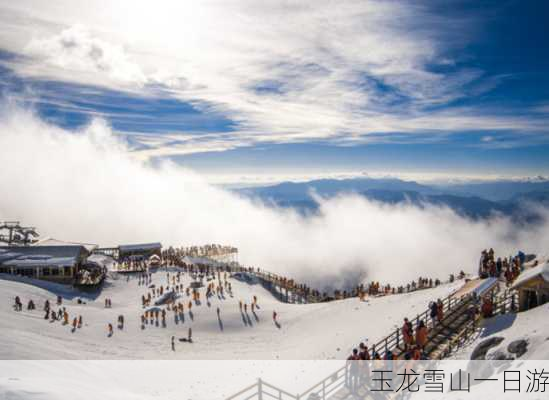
[33,237,98,252]
[472,277,498,297]
[0,245,87,268]
[118,243,162,252]
[3,257,78,267]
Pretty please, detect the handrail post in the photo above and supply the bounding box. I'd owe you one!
[322,380,326,400]
[258,378,263,400]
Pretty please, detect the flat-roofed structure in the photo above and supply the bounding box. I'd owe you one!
[0,245,91,283]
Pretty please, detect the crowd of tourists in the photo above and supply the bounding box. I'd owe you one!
[162,244,238,263]
[115,259,149,272]
[479,247,526,285]
[346,248,528,366]
[9,242,532,363]
[13,294,84,332]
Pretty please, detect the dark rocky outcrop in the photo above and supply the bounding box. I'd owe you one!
[471,337,505,360]
[486,350,514,361]
[507,339,529,358]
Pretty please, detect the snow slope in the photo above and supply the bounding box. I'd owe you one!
[0,269,461,360]
[451,258,549,361]
[452,302,549,360]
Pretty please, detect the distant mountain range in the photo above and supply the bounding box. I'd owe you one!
[236,177,549,221]
[435,180,549,202]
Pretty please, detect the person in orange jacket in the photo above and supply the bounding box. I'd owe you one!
[415,320,428,350]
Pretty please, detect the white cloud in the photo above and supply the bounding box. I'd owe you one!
[128,133,251,158]
[1,104,549,290]
[1,0,547,157]
[24,24,147,87]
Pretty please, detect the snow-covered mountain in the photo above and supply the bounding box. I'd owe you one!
[236,177,549,221]
[2,258,549,399]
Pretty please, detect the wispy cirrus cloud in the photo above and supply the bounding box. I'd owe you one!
[0,0,548,157]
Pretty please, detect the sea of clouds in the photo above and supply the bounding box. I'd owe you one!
[1,103,548,291]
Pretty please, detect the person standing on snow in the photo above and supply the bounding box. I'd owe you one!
[14,296,22,311]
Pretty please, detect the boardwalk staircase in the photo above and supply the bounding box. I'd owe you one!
[225,278,518,400]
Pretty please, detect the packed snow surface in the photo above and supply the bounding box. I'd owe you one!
[0,269,461,360]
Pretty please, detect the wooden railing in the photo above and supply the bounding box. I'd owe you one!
[433,303,478,359]
[224,284,520,400]
[224,292,473,399]
[225,378,303,400]
[297,364,348,400]
[225,365,350,400]
[367,290,465,359]
[493,288,518,315]
[224,295,475,399]
[227,265,445,306]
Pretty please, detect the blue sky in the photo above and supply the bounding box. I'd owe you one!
[0,0,548,183]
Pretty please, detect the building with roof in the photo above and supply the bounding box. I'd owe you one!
[511,261,549,311]
[0,245,97,284]
[33,237,98,253]
[118,242,162,260]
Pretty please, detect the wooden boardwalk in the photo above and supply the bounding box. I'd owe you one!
[224,277,518,400]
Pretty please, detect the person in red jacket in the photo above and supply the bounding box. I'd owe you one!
[358,342,370,360]
[346,348,360,392]
[481,297,493,318]
[412,346,422,360]
[436,299,444,324]
[402,318,413,349]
